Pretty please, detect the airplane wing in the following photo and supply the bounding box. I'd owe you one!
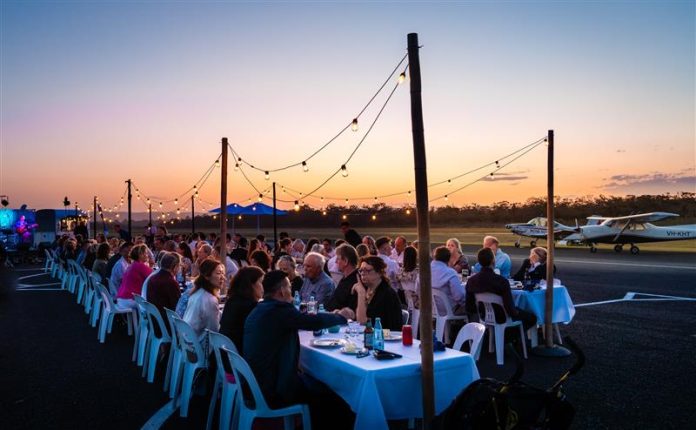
[591,212,679,224]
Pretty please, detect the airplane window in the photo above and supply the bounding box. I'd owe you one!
[631,223,646,231]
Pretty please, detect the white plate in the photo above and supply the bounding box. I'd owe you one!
[384,333,403,342]
[340,346,367,355]
[310,338,346,348]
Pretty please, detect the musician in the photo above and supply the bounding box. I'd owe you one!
[15,216,37,242]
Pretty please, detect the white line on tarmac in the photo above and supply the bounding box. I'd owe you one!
[17,282,61,288]
[18,273,51,281]
[576,292,696,307]
[13,268,45,272]
[141,399,177,430]
[15,288,65,292]
[554,258,696,270]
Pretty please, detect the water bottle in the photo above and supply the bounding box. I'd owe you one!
[318,304,327,334]
[308,295,317,315]
[373,318,384,351]
[293,291,301,310]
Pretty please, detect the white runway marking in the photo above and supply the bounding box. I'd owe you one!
[15,288,65,292]
[17,282,61,288]
[576,292,696,307]
[141,399,177,430]
[14,268,45,272]
[554,258,696,270]
[18,273,51,281]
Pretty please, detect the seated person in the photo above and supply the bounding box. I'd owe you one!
[465,248,537,330]
[116,244,153,309]
[472,236,512,278]
[182,258,224,338]
[513,247,555,282]
[431,246,466,315]
[446,238,470,274]
[326,244,360,317]
[219,266,265,355]
[146,252,182,333]
[276,255,303,295]
[352,256,403,331]
[299,252,335,306]
[243,270,347,412]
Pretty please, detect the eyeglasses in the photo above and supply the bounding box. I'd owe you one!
[358,268,375,275]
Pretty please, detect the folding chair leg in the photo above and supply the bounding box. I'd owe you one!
[206,378,221,430]
[518,325,528,359]
[179,365,195,417]
[554,324,563,344]
[494,326,505,365]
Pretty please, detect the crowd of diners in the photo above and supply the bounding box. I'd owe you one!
[51,220,553,428]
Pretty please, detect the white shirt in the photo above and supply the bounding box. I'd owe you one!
[379,253,400,288]
[224,256,239,285]
[390,248,404,265]
[183,289,220,338]
[110,257,130,293]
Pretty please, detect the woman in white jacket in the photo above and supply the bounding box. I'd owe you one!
[183,258,225,338]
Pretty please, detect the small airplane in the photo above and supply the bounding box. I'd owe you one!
[505,217,578,248]
[563,212,696,254]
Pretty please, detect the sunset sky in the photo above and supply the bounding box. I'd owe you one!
[1,1,694,214]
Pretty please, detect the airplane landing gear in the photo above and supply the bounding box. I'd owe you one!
[630,245,640,255]
[530,240,537,247]
[590,245,598,253]
[614,244,623,253]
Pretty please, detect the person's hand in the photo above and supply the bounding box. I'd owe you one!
[336,307,355,320]
[352,282,365,297]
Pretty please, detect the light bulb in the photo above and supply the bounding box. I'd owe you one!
[147,198,150,204]
[238,215,242,220]
[341,165,348,177]
[406,209,411,215]
[215,159,220,168]
[175,198,178,205]
[302,161,309,172]
[345,198,349,204]
[342,214,347,220]
[159,202,162,208]
[234,163,239,171]
[351,118,358,132]
[372,214,377,220]
[398,72,406,84]
[265,171,270,180]
[294,200,300,211]
[257,194,263,202]
[322,210,327,216]
[445,195,449,201]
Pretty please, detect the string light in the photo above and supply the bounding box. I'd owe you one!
[342,214,347,220]
[264,171,270,180]
[215,159,220,168]
[371,214,377,220]
[341,165,348,177]
[406,208,411,215]
[175,198,178,205]
[302,161,309,173]
[351,118,359,132]
[159,202,163,208]
[322,210,327,216]
[257,194,263,202]
[444,195,449,201]
[234,163,239,171]
[398,72,406,84]
[294,200,300,211]
[238,215,242,220]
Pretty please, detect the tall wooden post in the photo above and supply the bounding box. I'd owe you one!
[273,182,278,249]
[220,138,228,262]
[126,179,132,238]
[191,195,196,236]
[408,32,435,428]
[148,203,153,232]
[93,196,97,239]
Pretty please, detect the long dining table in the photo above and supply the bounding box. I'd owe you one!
[298,328,480,430]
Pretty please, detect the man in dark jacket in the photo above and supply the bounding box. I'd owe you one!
[325,244,360,317]
[465,248,537,331]
[340,221,362,248]
[244,270,346,407]
[146,252,181,334]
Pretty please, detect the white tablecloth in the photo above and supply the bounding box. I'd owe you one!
[511,285,575,324]
[298,329,480,430]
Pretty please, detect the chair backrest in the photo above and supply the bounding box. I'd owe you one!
[142,300,172,342]
[208,331,239,382]
[44,249,53,261]
[432,288,456,317]
[108,278,119,297]
[221,346,270,412]
[141,269,159,301]
[474,293,510,325]
[401,309,410,325]
[172,317,205,365]
[133,294,149,327]
[453,322,486,352]
[92,272,102,285]
[98,284,115,313]
[164,308,180,349]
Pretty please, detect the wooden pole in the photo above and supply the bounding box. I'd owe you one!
[220,138,228,263]
[126,179,132,239]
[191,195,196,236]
[408,32,435,428]
[148,203,153,233]
[544,130,555,347]
[273,182,278,250]
[93,196,97,239]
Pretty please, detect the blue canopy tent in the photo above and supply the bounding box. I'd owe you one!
[209,203,288,234]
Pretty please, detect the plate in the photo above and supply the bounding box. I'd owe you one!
[310,338,346,348]
[340,346,367,355]
[384,333,403,342]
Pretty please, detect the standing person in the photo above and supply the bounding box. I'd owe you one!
[446,238,470,274]
[299,252,335,306]
[390,236,408,265]
[219,266,265,354]
[351,256,403,331]
[375,236,400,288]
[243,270,349,427]
[340,221,362,248]
[326,244,360,317]
[183,258,225,338]
[113,224,131,243]
[466,248,537,330]
[116,244,153,309]
[473,236,512,279]
[276,255,303,295]
[74,221,89,240]
[146,252,182,331]
[230,236,249,267]
[397,246,419,310]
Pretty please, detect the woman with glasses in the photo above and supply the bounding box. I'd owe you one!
[351,256,403,331]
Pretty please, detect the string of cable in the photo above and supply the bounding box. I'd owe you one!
[227,53,408,175]
[271,135,547,203]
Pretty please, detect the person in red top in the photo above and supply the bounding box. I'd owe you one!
[116,244,153,309]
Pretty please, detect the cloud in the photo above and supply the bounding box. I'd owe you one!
[481,174,529,182]
[616,149,626,153]
[601,170,696,193]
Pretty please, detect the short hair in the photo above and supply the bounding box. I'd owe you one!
[256,234,265,242]
[335,244,358,267]
[477,247,495,268]
[375,236,391,250]
[483,236,499,247]
[279,238,292,248]
[304,252,325,267]
[160,252,181,271]
[164,240,177,252]
[433,246,451,263]
[96,242,110,260]
[322,238,333,245]
[262,270,288,298]
[279,231,289,239]
[119,242,132,252]
[276,254,296,270]
[237,236,248,248]
[531,247,548,263]
[359,255,388,284]
[335,239,346,247]
[340,221,351,228]
[199,243,213,256]
[229,266,265,300]
[250,250,271,272]
[356,244,370,258]
[403,246,418,272]
[130,244,148,261]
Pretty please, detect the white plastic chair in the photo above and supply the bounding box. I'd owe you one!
[432,289,468,343]
[75,264,89,306]
[164,308,181,397]
[43,249,55,273]
[84,270,96,316]
[207,331,240,430]
[222,346,311,430]
[89,273,104,327]
[171,317,208,417]
[475,293,527,365]
[97,284,135,343]
[133,294,150,367]
[452,322,486,360]
[401,309,410,325]
[142,300,172,383]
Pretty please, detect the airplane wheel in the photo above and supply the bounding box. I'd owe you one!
[630,245,640,255]
[530,240,537,247]
[514,241,520,248]
[614,244,623,253]
[590,246,598,253]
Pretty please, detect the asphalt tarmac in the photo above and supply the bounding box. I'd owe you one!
[1,248,695,429]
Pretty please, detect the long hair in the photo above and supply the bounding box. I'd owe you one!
[193,258,223,294]
[178,241,194,261]
[402,246,418,273]
[228,266,265,300]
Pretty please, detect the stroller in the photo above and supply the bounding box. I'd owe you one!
[433,336,585,430]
